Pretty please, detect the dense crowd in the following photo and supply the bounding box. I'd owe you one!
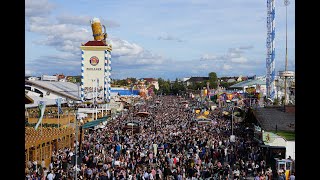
[25,95,292,180]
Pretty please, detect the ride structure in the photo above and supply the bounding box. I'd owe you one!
[266,0,276,100]
[279,0,294,105]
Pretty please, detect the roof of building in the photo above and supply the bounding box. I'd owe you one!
[83,41,107,46]
[229,79,266,88]
[187,77,209,82]
[143,78,157,82]
[227,79,236,83]
[25,80,140,107]
[25,126,74,149]
[25,80,80,101]
[110,89,140,96]
[25,94,60,108]
[252,107,295,132]
[25,94,34,104]
[82,116,108,129]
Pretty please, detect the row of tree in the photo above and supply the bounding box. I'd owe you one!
[157,72,236,95]
[112,78,137,87]
[112,72,238,95]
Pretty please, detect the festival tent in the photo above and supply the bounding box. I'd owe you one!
[81,116,108,129]
[195,115,215,124]
[180,100,188,104]
[196,115,207,119]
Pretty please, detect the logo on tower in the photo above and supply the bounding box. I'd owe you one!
[89,56,99,66]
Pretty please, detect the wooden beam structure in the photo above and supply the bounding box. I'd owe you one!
[25,126,75,168]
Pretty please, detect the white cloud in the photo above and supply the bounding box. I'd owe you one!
[200,45,253,62]
[25,53,82,76]
[25,0,55,17]
[200,54,218,61]
[25,0,294,80]
[56,14,120,28]
[28,16,52,26]
[29,23,89,42]
[228,48,243,55]
[239,45,254,50]
[110,38,144,57]
[26,9,167,69]
[26,11,168,73]
[223,64,232,70]
[25,69,36,76]
[200,45,252,69]
[158,33,184,42]
[199,64,210,70]
[27,16,92,55]
[231,57,248,63]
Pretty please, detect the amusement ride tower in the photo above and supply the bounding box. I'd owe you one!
[279,0,294,105]
[266,0,276,100]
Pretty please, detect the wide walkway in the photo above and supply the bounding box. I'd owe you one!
[25,95,279,179]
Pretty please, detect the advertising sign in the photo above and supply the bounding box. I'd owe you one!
[82,50,106,103]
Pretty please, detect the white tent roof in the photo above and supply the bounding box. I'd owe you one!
[25,80,81,100]
[25,95,57,108]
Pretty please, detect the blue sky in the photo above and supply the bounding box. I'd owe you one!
[25,0,295,80]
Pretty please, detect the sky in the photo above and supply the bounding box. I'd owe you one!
[25,0,295,80]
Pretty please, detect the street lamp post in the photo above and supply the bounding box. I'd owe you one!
[74,110,78,180]
[75,111,85,180]
[68,100,82,180]
[131,95,134,136]
[284,0,290,105]
[230,106,240,143]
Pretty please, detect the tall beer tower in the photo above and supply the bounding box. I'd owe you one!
[80,17,112,103]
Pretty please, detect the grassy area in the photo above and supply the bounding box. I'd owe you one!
[271,130,295,141]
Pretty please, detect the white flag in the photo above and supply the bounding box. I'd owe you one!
[35,101,46,130]
[55,98,63,114]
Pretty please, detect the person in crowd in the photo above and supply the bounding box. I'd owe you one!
[26,95,282,180]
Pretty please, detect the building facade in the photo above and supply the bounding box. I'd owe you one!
[80,41,112,103]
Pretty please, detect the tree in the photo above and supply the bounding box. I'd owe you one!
[171,78,186,95]
[113,79,128,86]
[158,78,170,95]
[273,97,280,105]
[187,83,196,90]
[127,77,137,84]
[208,72,218,89]
[219,81,237,89]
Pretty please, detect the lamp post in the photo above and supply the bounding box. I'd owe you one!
[230,106,240,143]
[283,0,290,105]
[275,79,279,101]
[131,95,134,136]
[74,111,84,180]
[68,100,82,180]
[74,110,78,180]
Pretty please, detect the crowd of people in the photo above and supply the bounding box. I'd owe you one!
[25,95,294,180]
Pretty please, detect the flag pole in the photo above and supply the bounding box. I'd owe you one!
[58,107,60,128]
[68,110,70,126]
[35,101,46,131]
[96,78,98,120]
[56,98,62,128]
[41,115,43,136]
